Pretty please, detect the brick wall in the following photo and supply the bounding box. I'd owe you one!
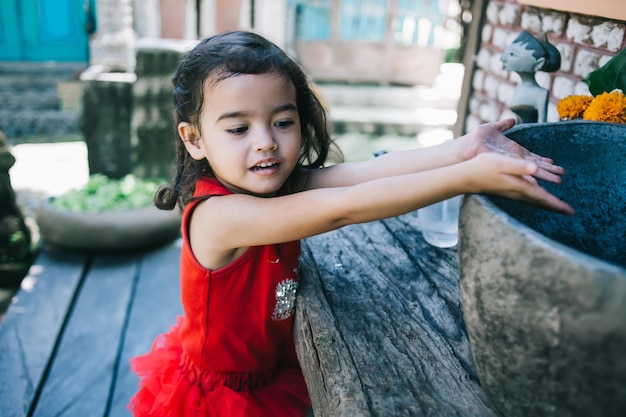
[464,0,626,132]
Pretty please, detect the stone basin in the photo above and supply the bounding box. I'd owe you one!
[37,198,181,252]
[458,121,626,417]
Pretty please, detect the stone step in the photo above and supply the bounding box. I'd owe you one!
[0,109,79,140]
[0,76,60,93]
[0,91,60,111]
[316,63,463,109]
[0,62,86,139]
[318,63,463,135]
[317,84,458,110]
[329,105,457,136]
[0,61,87,79]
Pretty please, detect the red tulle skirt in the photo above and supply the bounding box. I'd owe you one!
[128,318,311,417]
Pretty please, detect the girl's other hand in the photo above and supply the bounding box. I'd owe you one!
[461,119,566,184]
[465,152,575,216]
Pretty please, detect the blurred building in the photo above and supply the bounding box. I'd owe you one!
[287,0,460,85]
[0,1,462,84]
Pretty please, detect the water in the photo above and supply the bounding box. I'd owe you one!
[418,196,461,248]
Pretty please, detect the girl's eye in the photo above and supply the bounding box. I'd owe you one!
[227,126,248,135]
[274,120,295,129]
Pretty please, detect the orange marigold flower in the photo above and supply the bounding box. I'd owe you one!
[556,95,593,120]
[582,90,626,124]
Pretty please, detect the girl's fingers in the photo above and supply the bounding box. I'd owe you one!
[491,118,516,132]
[529,152,555,165]
[529,193,575,216]
[523,153,565,182]
[508,179,574,215]
[534,168,563,184]
[522,174,538,185]
[535,158,565,174]
[517,175,574,215]
[509,159,539,176]
[494,155,574,215]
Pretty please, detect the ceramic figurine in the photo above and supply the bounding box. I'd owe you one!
[500,31,561,123]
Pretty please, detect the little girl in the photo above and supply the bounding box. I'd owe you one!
[129,31,573,417]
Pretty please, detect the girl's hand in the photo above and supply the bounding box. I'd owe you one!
[466,152,574,215]
[460,119,566,184]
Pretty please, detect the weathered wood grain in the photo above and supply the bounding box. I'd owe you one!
[31,252,139,417]
[109,240,183,416]
[2,213,502,417]
[0,250,87,417]
[296,213,502,417]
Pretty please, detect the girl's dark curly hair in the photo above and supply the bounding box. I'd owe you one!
[155,31,337,211]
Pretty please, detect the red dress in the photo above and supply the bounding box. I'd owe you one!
[129,177,311,417]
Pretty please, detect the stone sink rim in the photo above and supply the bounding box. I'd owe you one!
[464,193,626,275]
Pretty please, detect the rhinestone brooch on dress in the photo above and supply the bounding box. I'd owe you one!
[272,279,298,321]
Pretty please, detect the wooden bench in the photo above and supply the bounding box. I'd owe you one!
[295,213,501,416]
[0,213,500,416]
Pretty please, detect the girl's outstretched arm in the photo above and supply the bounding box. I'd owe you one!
[189,152,573,270]
[310,119,566,188]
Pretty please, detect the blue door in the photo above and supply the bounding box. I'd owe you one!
[0,1,22,60]
[0,0,94,62]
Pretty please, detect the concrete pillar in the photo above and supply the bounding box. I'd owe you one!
[133,0,161,38]
[80,73,135,178]
[253,0,288,48]
[199,0,217,37]
[131,39,192,179]
[89,0,137,72]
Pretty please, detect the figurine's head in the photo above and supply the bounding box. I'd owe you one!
[501,31,561,74]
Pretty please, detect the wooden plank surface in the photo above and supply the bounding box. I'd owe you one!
[0,250,87,417]
[2,215,499,417]
[31,252,139,417]
[295,214,501,417]
[109,240,183,416]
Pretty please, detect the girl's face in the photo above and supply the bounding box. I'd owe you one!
[500,42,541,73]
[181,73,302,197]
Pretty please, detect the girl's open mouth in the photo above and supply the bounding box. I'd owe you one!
[250,161,279,172]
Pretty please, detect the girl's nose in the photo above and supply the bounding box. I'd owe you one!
[254,129,278,151]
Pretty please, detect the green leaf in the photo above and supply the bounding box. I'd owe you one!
[584,48,626,96]
[51,174,164,213]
